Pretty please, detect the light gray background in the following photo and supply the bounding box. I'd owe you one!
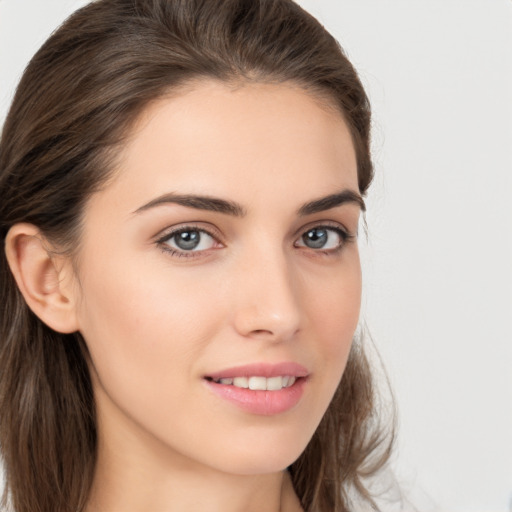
[1,1,511,511]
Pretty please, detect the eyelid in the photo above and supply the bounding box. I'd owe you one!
[154,222,223,241]
[154,222,225,256]
[293,220,355,241]
[293,221,356,254]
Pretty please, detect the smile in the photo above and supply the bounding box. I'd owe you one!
[207,376,296,390]
[203,362,308,415]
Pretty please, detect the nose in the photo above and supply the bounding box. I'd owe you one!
[230,248,302,342]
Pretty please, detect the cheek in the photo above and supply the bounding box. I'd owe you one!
[305,255,362,358]
[75,252,222,393]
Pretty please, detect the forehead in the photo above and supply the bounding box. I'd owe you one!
[92,80,359,215]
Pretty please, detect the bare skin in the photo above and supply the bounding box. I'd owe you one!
[7,80,361,511]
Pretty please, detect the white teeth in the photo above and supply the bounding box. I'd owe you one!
[248,376,267,390]
[214,375,297,391]
[232,377,249,388]
[266,376,283,390]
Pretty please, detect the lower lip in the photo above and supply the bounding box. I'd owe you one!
[204,378,306,416]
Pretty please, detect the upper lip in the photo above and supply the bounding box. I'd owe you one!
[205,362,309,380]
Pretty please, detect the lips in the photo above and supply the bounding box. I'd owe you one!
[205,362,309,380]
[208,375,297,391]
[203,362,309,415]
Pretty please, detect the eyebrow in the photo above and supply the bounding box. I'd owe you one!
[133,193,246,217]
[133,188,365,217]
[297,189,365,215]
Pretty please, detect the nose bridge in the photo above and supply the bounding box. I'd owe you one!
[231,240,302,340]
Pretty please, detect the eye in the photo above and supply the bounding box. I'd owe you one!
[295,226,349,251]
[158,227,219,254]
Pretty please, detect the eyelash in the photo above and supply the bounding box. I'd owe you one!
[156,224,221,259]
[155,223,355,259]
[294,224,355,256]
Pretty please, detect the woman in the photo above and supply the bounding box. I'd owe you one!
[0,0,393,511]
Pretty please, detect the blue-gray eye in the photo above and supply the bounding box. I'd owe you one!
[297,227,344,250]
[164,229,215,251]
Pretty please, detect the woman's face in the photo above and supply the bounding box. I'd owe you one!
[72,80,363,475]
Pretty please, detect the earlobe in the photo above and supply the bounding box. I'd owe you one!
[5,223,80,334]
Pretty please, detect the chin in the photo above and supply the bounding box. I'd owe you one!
[202,427,313,476]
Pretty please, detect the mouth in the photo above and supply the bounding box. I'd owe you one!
[203,362,309,415]
[204,375,298,391]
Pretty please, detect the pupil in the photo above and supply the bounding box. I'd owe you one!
[304,228,327,249]
[175,231,200,250]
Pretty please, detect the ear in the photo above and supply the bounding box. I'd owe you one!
[5,223,80,334]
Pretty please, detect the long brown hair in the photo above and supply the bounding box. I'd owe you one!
[0,1,393,511]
